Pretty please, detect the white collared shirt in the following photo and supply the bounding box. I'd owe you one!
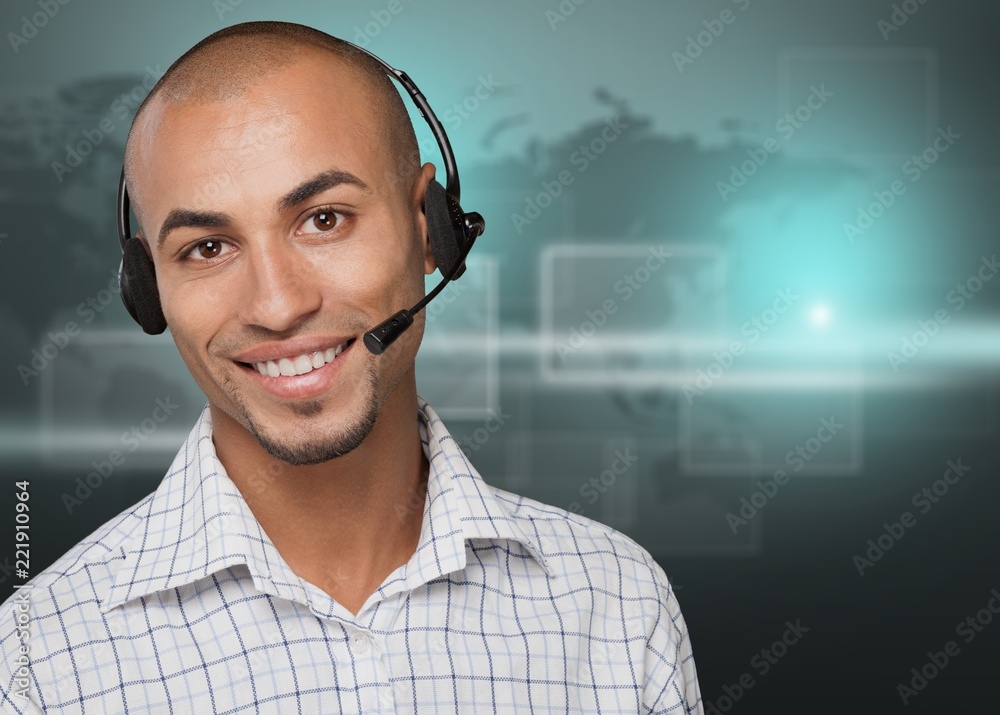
[1,397,702,713]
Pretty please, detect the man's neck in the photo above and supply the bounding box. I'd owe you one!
[208,380,428,617]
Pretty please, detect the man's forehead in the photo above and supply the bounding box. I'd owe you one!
[131,60,394,210]
[139,53,377,144]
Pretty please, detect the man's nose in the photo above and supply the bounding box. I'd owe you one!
[236,241,323,332]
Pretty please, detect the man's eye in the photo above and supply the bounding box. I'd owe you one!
[299,208,347,235]
[185,239,232,261]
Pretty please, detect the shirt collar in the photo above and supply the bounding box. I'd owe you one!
[100,396,551,614]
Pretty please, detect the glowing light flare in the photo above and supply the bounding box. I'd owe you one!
[810,304,832,327]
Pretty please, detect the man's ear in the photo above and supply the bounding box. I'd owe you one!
[411,162,438,276]
[136,231,150,257]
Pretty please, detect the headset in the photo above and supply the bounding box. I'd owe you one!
[116,41,485,356]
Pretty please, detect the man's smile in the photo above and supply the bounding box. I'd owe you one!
[232,336,358,400]
[250,340,349,377]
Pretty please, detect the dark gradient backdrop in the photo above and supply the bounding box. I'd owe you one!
[1,0,998,712]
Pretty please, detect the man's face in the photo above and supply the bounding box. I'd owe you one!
[130,52,436,465]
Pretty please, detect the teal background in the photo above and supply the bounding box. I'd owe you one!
[1,0,999,711]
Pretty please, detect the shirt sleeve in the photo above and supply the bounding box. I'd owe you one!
[641,559,703,714]
[0,594,46,715]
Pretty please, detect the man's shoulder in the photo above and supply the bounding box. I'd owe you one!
[0,490,155,620]
[0,492,156,710]
[482,483,700,712]
[486,483,672,594]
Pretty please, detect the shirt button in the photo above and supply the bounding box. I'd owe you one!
[350,632,371,654]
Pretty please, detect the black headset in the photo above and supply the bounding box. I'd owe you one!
[117,41,485,356]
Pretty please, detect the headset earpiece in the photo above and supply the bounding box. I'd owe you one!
[423,178,468,281]
[120,237,167,335]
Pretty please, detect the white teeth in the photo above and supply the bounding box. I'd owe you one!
[252,340,351,377]
[293,355,313,374]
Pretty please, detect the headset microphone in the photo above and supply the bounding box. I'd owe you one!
[363,208,483,355]
[116,40,485,351]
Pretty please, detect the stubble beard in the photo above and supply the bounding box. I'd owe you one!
[230,350,392,466]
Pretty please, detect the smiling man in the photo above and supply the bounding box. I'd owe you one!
[0,21,701,714]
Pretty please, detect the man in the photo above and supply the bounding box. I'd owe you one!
[0,21,702,714]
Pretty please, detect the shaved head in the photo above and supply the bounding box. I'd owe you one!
[119,21,441,469]
[124,21,420,235]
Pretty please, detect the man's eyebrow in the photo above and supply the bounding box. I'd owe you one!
[157,209,231,250]
[276,168,372,213]
[155,169,371,251]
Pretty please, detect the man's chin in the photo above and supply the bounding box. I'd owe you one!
[242,400,379,466]
[283,397,325,418]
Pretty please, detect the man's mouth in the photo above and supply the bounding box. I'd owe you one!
[237,337,356,378]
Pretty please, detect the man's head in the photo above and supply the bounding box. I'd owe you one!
[124,21,439,465]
